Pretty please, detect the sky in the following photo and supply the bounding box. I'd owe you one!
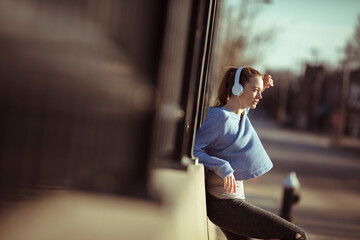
[247,0,360,74]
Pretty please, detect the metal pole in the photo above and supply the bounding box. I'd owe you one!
[333,55,351,147]
[280,172,301,222]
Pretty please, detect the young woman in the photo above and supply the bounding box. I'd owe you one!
[193,67,307,240]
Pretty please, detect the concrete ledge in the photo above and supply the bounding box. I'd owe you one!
[0,164,213,240]
[0,191,165,240]
[150,164,208,240]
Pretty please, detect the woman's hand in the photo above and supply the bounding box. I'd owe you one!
[224,173,237,194]
[263,74,274,89]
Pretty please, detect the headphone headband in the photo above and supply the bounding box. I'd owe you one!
[234,67,244,85]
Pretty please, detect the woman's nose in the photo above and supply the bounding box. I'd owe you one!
[256,92,262,99]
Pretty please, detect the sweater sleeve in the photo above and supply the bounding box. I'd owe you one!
[193,111,234,178]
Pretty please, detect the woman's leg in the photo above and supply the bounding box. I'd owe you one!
[220,228,251,240]
[206,192,307,240]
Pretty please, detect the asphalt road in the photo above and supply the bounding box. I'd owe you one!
[244,119,360,240]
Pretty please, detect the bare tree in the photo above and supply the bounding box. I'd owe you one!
[218,0,276,67]
[344,15,360,69]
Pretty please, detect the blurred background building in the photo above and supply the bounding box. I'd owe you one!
[0,0,218,239]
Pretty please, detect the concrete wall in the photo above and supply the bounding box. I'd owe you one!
[151,164,210,240]
[0,164,216,240]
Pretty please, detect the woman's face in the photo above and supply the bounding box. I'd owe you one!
[240,76,264,109]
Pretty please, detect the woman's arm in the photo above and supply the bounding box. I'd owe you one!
[193,113,234,179]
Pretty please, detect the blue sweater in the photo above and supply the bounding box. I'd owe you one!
[193,107,273,180]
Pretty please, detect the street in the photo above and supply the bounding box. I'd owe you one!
[244,119,360,240]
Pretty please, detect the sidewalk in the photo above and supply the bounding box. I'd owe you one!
[243,118,360,240]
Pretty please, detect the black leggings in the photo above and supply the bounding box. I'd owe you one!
[206,192,307,240]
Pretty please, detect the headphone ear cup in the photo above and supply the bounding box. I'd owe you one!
[232,84,243,96]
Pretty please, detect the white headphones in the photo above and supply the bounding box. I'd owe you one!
[232,67,244,96]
